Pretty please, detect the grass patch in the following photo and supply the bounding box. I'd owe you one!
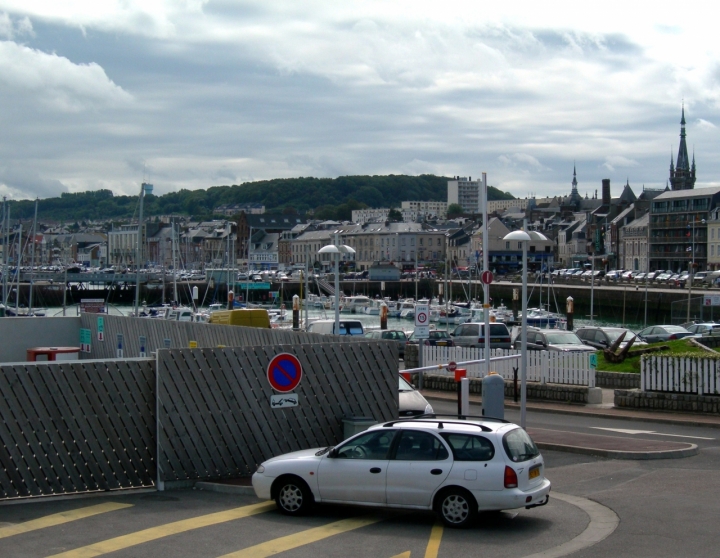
[596,338,712,373]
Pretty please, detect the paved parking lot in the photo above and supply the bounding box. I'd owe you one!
[0,483,601,558]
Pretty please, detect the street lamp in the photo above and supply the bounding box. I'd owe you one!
[134,182,153,316]
[503,228,531,429]
[318,233,355,335]
[688,217,707,322]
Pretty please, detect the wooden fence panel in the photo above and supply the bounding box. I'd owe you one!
[157,341,398,483]
[0,359,155,499]
[641,356,720,395]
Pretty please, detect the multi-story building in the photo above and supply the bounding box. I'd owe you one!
[107,224,141,267]
[401,201,448,219]
[447,176,480,214]
[557,216,588,268]
[648,187,720,272]
[350,208,419,224]
[471,218,554,272]
[706,208,720,271]
[619,213,649,272]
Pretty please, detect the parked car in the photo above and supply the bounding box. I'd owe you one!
[306,319,364,336]
[636,325,695,343]
[365,329,408,358]
[451,322,512,349]
[252,416,551,528]
[513,327,596,353]
[685,323,720,336]
[398,375,433,417]
[575,326,646,350]
[407,330,454,346]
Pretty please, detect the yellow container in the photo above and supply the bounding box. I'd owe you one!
[208,309,271,329]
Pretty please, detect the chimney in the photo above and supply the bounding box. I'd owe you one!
[602,179,611,206]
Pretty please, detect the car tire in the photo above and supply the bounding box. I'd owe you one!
[273,476,314,515]
[435,487,477,528]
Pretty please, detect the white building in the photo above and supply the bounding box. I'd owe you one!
[447,177,481,214]
[401,201,448,219]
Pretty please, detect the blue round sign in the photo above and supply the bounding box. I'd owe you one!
[267,353,303,393]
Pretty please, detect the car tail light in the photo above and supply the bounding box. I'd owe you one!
[478,337,485,343]
[668,334,677,340]
[504,466,518,488]
[501,337,511,343]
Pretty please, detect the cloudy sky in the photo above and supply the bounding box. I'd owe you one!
[1,1,719,202]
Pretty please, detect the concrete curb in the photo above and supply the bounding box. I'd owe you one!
[535,441,699,460]
[194,481,256,496]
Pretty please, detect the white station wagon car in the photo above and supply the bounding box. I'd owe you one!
[252,416,551,528]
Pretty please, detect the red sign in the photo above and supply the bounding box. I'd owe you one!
[267,353,303,393]
[448,361,457,372]
[481,270,494,285]
[454,369,467,382]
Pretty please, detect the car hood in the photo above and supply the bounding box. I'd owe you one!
[263,448,325,464]
[550,344,596,352]
[399,389,431,413]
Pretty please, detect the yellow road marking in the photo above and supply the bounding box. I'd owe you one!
[45,501,275,558]
[218,514,384,558]
[0,502,132,540]
[391,552,411,558]
[424,520,444,558]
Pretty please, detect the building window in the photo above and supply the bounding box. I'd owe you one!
[505,241,510,250]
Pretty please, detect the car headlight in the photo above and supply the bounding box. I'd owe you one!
[424,403,434,414]
[256,465,265,474]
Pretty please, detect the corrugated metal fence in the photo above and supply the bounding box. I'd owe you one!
[79,314,355,359]
[0,358,156,499]
[1,329,398,500]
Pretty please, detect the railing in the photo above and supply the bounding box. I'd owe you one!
[420,347,595,387]
[641,355,720,395]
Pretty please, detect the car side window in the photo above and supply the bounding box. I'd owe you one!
[440,433,495,461]
[393,430,449,461]
[576,330,588,340]
[454,325,466,336]
[594,330,607,343]
[336,430,396,460]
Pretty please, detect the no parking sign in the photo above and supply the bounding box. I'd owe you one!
[267,353,303,408]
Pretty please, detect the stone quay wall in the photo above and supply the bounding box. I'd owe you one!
[615,389,720,414]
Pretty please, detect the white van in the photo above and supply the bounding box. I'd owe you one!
[306,319,365,336]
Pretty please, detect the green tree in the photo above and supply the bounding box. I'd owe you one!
[387,208,403,221]
[447,203,464,216]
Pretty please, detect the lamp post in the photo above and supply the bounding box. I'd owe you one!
[503,227,531,429]
[688,216,707,322]
[134,182,153,316]
[318,233,355,334]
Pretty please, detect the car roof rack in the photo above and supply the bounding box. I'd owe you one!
[381,414,509,432]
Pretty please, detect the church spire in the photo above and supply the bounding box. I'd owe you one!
[670,104,695,190]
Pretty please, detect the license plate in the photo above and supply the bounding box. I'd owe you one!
[529,466,540,480]
[436,341,448,346]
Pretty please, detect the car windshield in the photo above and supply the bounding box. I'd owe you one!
[398,376,415,392]
[544,332,583,345]
[664,326,688,333]
[503,428,540,462]
[430,331,450,339]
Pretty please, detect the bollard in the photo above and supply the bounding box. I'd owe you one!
[460,377,470,417]
[566,295,574,331]
[292,294,300,330]
[227,289,234,310]
[482,372,505,420]
[454,369,467,415]
[380,303,388,330]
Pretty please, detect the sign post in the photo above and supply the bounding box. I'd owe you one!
[414,303,429,390]
[97,316,104,341]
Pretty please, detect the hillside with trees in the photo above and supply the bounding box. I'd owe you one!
[5,174,515,222]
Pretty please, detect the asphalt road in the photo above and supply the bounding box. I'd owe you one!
[2,404,720,557]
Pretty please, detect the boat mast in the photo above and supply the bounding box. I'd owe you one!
[15,224,21,315]
[173,219,178,303]
[29,198,38,315]
[1,197,6,314]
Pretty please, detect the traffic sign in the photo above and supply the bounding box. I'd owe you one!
[448,361,457,372]
[481,270,494,285]
[415,304,429,327]
[267,353,303,393]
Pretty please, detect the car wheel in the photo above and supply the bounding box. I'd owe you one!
[436,488,477,528]
[274,476,313,515]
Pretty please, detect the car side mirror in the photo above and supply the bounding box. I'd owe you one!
[328,448,338,458]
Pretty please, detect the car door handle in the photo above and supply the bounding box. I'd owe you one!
[369,467,382,474]
[430,469,443,475]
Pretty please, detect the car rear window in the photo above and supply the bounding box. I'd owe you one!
[339,322,364,335]
[502,428,540,462]
[439,433,495,461]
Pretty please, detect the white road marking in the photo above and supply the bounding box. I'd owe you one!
[591,427,714,440]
